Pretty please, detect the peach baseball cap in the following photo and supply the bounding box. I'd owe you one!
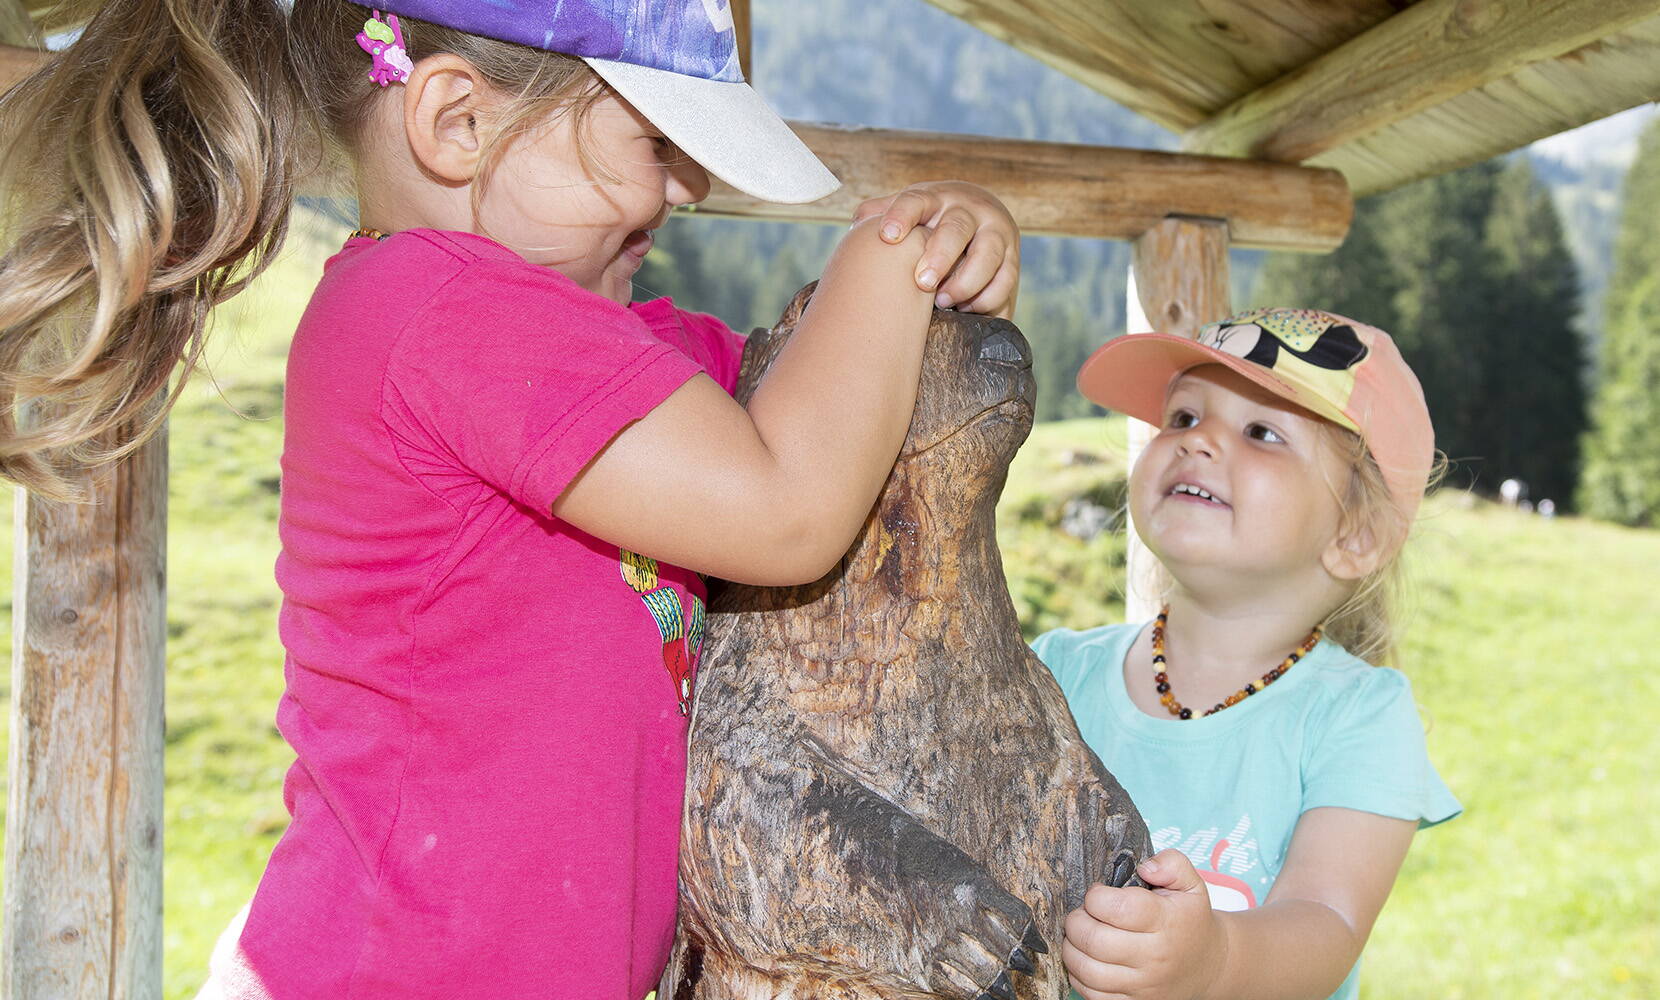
[1076,307,1435,519]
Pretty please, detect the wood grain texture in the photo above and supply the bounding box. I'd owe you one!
[3,430,167,1000]
[1313,14,1660,194]
[1183,0,1660,163]
[663,289,1151,1000]
[1123,219,1232,623]
[922,0,1402,129]
[698,124,1353,252]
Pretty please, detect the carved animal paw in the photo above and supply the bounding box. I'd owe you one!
[915,851,1049,999]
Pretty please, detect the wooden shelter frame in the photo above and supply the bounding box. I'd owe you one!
[4,0,1659,994]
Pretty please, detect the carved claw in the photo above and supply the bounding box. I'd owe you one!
[1006,943,1035,975]
[1022,919,1048,955]
[1111,848,1139,888]
[976,970,1015,1000]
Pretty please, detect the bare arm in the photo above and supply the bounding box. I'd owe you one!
[552,216,934,586]
[0,44,45,93]
[1065,807,1417,1000]
[1209,808,1417,998]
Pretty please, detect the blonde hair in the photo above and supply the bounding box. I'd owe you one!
[0,0,605,500]
[1317,426,1415,665]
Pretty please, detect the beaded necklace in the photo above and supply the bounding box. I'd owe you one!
[349,228,392,242]
[1151,605,1321,719]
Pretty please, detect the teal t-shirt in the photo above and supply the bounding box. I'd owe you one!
[1032,622,1461,1000]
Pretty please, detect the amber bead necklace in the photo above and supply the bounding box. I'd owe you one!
[1151,605,1322,720]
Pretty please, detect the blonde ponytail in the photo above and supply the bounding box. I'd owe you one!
[0,0,309,499]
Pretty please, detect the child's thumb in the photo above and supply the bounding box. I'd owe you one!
[1137,848,1206,895]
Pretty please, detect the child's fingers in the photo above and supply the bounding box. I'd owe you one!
[957,259,1020,319]
[850,195,896,228]
[1061,934,1139,1000]
[1080,883,1162,933]
[934,229,1011,309]
[914,205,978,292]
[1139,848,1207,896]
[877,188,944,244]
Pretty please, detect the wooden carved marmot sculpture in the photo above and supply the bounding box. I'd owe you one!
[661,287,1152,1000]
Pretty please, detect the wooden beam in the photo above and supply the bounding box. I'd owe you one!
[4,434,167,1000]
[1181,0,1660,164]
[732,0,752,85]
[699,123,1352,252]
[1316,14,1660,196]
[1122,217,1231,622]
[923,0,1404,132]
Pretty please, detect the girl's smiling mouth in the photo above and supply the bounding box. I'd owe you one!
[1170,481,1230,507]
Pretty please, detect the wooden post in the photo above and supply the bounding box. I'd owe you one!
[732,0,752,84]
[4,433,167,1000]
[1123,217,1232,622]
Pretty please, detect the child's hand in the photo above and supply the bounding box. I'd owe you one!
[1062,849,1227,1000]
[851,181,1020,319]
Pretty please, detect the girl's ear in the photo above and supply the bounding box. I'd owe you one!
[401,54,489,183]
[1321,520,1387,582]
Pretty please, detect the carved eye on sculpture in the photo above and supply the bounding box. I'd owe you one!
[976,326,1029,368]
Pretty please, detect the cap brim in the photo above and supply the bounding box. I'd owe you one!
[1076,333,1357,431]
[584,57,840,205]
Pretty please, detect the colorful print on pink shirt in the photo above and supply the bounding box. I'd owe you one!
[621,548,706,716]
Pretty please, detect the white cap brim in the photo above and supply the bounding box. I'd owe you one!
[583,57,840,205]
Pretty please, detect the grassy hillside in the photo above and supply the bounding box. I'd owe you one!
[0,230,1655,998]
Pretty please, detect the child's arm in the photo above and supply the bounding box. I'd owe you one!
[853,180,1021,319]
[1064,807,1417,1000]
[551,216,937,587]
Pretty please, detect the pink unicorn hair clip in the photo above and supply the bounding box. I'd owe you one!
[356,10,413,87]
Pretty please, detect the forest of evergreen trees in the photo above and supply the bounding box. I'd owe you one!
[633,0,1656,525]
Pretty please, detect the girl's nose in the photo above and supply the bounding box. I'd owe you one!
[1175,421,1219,459]
[667,155,711,208]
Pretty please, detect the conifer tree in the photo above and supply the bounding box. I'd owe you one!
[1250,194,1401,332]
[1482,158,1585,506]
[1374,161,1503,486]
[1579,119,1660,525]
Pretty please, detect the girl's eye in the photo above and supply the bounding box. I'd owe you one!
[1165,409,1197,430]
[1247,423,1285,444]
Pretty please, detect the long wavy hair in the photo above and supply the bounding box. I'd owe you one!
[0,0,604,500]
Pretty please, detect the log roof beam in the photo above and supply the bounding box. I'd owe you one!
[700,123,1352,252]
[1181,0,1660,170]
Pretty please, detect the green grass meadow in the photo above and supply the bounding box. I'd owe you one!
[1,228,1657,997]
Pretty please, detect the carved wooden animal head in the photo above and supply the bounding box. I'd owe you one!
[729,283,1036,609]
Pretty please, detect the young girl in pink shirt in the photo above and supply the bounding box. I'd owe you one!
[0,3,1019,996]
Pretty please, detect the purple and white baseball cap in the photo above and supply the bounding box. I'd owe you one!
[373,0,839,204]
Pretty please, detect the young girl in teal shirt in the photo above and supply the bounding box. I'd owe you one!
[1036,308,1460,1000]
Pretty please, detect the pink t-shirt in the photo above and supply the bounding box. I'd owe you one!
[222,229,745,999]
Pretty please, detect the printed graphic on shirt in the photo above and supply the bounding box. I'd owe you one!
[620,549,705,716]
[1150,814,1266,912]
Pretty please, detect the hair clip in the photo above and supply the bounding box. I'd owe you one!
[356,10,413,87]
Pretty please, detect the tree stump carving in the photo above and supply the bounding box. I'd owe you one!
[663,287,1151,1000]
